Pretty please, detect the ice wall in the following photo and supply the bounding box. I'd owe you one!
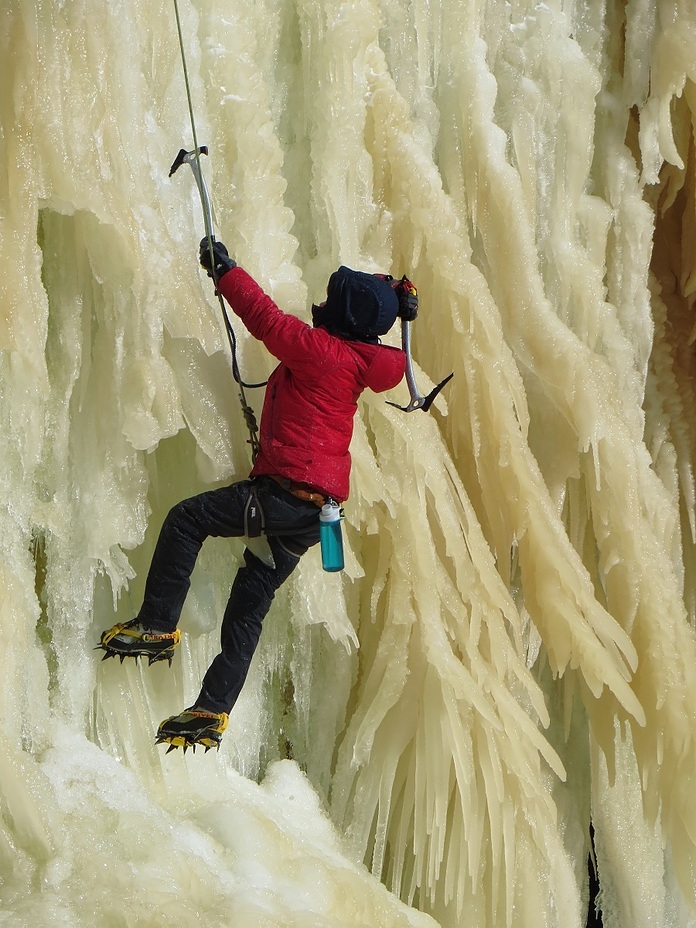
[1,0,696,926]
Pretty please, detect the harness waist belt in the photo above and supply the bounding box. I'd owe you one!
[268,475,329,508]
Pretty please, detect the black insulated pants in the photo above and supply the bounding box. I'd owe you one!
[137,476,321,714]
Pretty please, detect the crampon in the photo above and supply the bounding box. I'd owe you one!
[156,708,229,754]
[97,620,181,666]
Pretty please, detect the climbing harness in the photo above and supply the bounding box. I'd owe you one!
[171,0,264,460]
[388,320,454,413]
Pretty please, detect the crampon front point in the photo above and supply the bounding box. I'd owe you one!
[97,620,181,667]
[156,708,229,754]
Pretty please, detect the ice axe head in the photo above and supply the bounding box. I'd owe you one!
[387,372,454,412]
[169,146,208,177]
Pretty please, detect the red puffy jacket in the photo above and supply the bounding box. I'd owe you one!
[218,267,406,501]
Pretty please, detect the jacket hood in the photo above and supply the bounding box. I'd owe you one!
[312,266,399,342]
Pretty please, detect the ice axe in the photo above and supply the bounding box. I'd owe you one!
[169,146,215,247]
[169,145,266,457]
[387,320,454,412]
[168,143,266,398]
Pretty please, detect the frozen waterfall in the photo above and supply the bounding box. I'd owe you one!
[2,0,696,926]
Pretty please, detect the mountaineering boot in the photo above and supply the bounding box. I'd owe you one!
[155,707,229,753]
[98,619,181,666]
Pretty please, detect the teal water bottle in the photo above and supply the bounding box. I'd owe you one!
[319,500,344,572]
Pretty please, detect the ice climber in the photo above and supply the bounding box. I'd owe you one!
[99,239,418,751]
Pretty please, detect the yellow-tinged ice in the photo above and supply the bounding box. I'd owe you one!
[2,0,696,927]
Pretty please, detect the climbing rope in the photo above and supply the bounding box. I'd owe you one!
[172,0,265,460]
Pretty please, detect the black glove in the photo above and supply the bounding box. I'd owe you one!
[395,276,418,321]
[199,237,237,280]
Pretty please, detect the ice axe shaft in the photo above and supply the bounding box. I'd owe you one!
[168,143,264,462]
[169,146,215,243]
[388,320,454,413]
